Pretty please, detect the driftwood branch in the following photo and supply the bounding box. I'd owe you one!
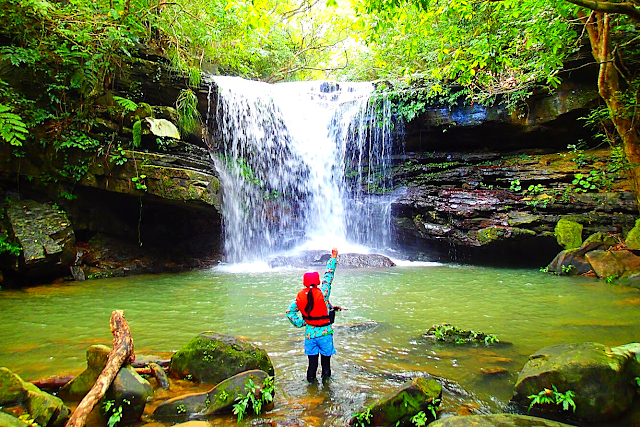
[65,310,134,427]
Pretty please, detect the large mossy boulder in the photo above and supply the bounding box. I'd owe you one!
[169,332,274,384]
[348,377,442,426]
[554,218,583,250]
[0,367,70,427]
[59,345,153,425]
[154,370,270,422]
[512,342,640,422]
[0,412,30,427]
[624,218,640,250]
[429,414,574,426]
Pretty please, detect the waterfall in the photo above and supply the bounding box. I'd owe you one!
[205,76,398,262]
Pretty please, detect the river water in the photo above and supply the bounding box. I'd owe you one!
[1,263,638,425]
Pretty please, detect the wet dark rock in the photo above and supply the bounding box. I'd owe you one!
[269,251,394,268]
[429,414,574,427]
[60,345,153,422]
[169,332,274,384]
[403,81,599,153]
[0,367,70,427]
[546,232,617,275]
[390,150,637,266]
[153,370,270,422]
[511,342,640,422]
[102,365,154,425]
[349,377,442,426]
[5,200,75,278]
[585,249,640,279]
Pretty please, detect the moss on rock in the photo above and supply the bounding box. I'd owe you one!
[169,332,274,384]
[625,218,640,250]
[554,218,583,250]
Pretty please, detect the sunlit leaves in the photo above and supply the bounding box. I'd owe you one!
[352,0,582,104]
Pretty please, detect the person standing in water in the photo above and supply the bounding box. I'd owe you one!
[286,247,340,383]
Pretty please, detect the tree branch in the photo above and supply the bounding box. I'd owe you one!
[564,0,640,21]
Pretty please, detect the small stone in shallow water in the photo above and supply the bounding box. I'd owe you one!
[480,366,508,376]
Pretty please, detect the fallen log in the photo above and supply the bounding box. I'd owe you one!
[29,375,75,390]
[65,310,134,427]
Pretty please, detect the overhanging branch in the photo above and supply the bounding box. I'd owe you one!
[565,0,640,21]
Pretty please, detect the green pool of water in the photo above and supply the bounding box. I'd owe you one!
[1,264,638,425]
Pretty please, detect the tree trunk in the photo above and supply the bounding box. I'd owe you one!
[65,310,135,427]
[580,11,640,204]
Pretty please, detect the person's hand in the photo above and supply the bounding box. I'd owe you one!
[333,305,342,311]
[331,247,338,258]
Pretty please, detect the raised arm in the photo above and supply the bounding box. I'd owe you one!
[321,247,338,300]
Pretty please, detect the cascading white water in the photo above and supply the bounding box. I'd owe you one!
[205,76,397,262]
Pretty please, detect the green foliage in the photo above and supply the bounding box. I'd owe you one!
[0,232,21,256]
[176,89,200,135]
[605,275,619,284]
[410,397,440,425]
[113,96,138,113]
[430,324,498,345]
[510,179,522,192]
[103,398,130,427]
[132,120,142,148]
[561,264,575,275]
[110,145,128,165]
[131,174,147,191]
[232,376,276,422]
[572,170,611,192]
[176,403,187,414]
[352,408,373,427]
[0,104,29,146]
[528,385,576,413]
[353,0,581,107]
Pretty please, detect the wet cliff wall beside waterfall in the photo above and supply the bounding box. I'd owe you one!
[382,70,638,266]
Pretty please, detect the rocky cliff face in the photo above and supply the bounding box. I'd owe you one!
[382,80,637,266]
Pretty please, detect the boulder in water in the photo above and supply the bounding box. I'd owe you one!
[0,367,70,427]
[349,377,442,426]
[269,251,395,268]
[59,344,152,425]
[554,218,583,250]
[424,324,500,345]
[429,414,575,426]
[169,332,274,384]
[153,370,271,421]
[511,342,640,422]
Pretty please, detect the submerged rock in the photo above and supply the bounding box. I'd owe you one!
[153,370,270,422]
[0,367,70,427]
[429,414,574,426]
[349,377,442,426]
[169,332,274,384]
[512,342,640,422]
[424,324,500,345]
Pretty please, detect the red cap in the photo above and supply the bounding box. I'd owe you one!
[303,271,320,287]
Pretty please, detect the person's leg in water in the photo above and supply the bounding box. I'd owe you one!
[321,355,331,379]
[307,354,319,382]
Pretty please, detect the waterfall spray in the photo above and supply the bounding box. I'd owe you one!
[205,76,398,263]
